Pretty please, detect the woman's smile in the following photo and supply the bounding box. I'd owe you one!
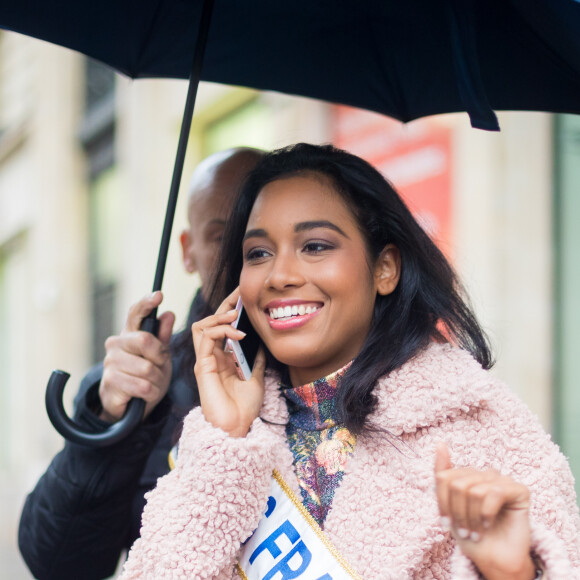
[266,300,323,329]
[267,301,322,320]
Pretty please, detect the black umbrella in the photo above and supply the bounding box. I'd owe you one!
[3,0,580,129]
[2,0,580,445]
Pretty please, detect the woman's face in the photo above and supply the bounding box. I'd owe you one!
[240,173,392,386]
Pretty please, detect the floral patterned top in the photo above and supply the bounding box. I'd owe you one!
[282,363,356,527]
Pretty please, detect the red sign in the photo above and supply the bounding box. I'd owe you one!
[331,106,453,257]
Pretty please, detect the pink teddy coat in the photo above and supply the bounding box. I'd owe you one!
[121,343,580,579]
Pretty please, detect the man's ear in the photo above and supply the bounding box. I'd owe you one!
[180,230,197,274]
[374,244,401,296]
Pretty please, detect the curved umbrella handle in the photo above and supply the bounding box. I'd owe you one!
[45,370,145,447]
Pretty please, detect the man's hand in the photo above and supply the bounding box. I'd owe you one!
[99,291,175,422]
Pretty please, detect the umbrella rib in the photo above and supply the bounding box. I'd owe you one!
[132,0,168,77]
[446,0,500,130]
[363,2,410,123]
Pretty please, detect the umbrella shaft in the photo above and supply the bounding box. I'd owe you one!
[150,0,216,297]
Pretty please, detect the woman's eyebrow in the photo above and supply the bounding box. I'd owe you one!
[243,221,349,242]
[243,228,268,242]
[294,220,349,239]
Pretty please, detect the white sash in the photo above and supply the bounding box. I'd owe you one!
[237,470,362,580]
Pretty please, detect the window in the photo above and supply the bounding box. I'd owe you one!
[79,58,118,362]
[202,98,275,156]
[88,167,122,362]
[553,114,580,497]
[0,236,28,470]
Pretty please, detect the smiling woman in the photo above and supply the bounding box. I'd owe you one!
[120,144,580,580]
[239,174,400,387]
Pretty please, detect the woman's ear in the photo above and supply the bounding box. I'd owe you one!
[374,244,401,296]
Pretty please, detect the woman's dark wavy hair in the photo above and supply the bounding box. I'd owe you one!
[208,142,493,435]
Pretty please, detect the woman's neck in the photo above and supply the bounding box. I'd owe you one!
[288,360,353,388]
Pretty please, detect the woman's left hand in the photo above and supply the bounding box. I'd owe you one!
[192,288,266,438]
[434,442,537,580]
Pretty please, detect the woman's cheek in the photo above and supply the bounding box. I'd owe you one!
[239,270,261,328]
[238,268,252,304]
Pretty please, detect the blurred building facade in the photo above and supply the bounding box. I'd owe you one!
[0,31,578,578]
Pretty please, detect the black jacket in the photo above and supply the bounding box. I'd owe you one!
[18,293,204,580]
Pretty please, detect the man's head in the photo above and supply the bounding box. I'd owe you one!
[180,147,264,295]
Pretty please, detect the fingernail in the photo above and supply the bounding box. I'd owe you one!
[236,330,247,337]
[469,531,481,542]
[440,516,451,531]
[457,527,470,539]
[482,519,491,529]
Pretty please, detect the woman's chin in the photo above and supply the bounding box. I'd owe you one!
[271,353,314,370]
[267,349,339,384]
[269,349,318,369]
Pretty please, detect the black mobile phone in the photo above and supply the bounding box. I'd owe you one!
[224,297,260,380]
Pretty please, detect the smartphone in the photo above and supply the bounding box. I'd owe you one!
[224,297,260,380]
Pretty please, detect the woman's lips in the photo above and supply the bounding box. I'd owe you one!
[265,302,323,330]
[268,303,320,319]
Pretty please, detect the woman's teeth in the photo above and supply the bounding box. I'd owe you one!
[269,305,318,319]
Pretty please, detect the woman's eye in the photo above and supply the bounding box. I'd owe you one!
[303,241,334,254]
[244,247,271,262]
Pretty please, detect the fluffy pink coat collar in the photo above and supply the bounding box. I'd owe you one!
[259,342,492,434]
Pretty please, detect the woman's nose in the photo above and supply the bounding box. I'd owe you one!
[265,252,305,290]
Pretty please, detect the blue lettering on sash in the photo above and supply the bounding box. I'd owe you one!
[248,518,334,580]
[250,520,300,564]
[262,540,311,580]
[243,496,277,546]
[265,496,276,518]
[243,489,338,580]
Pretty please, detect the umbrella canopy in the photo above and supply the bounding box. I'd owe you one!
[2,0,580,131]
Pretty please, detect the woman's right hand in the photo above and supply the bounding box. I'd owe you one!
[192,288,266,438]
[99,291,175,423]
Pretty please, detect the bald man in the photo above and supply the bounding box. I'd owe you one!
[19,148,264,580]
[181,148,263,292]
